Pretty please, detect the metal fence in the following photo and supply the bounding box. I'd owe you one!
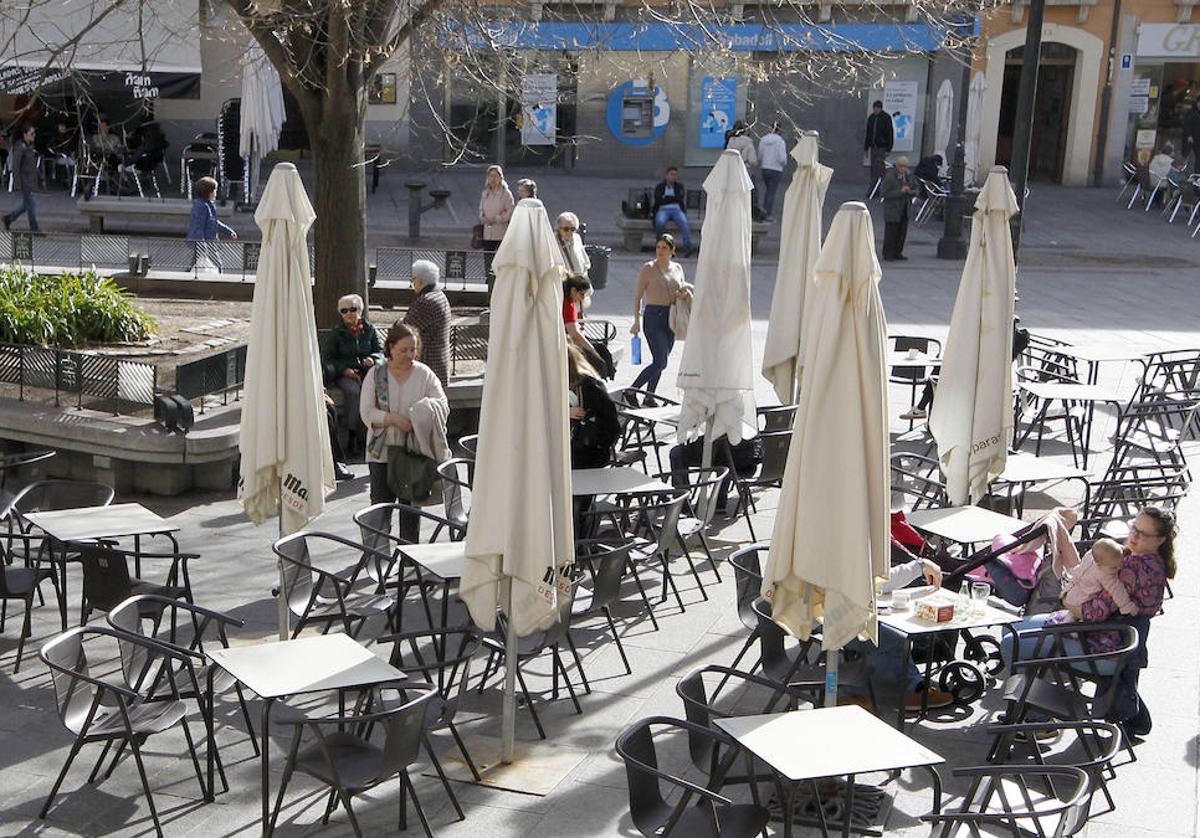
[0,231,487,290]
[0,342,157,414]
[174,345,247,412]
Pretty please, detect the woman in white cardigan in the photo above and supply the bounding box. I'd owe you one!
[360,321,449,541]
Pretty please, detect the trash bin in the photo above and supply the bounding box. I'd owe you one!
[585,244,611,290]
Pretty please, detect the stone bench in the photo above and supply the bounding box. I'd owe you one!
[77,196,234,234]
[614,214,771,254]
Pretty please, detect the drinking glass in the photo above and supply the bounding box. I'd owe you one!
[970,582,990,617]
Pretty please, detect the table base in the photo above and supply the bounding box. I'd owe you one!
[768,782,887,836]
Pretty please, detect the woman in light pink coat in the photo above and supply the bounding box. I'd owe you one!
[478,164,514,252]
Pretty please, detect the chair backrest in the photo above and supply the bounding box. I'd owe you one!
[633,492,688,557]
[456,434,478,460]
[107,596,158,691]
[890,452,948,511]
[13,479,114,516]
[382,627,482,726]
[78,543,135,616]
[755,430,792,485]
[580,541,634,611]
[664,466,728,529]
[1137,349,1200,398]
[757,405,796,433]
[1020,335,1079,382]
[272,533,316,616]
[436,458,473,528]
[371,683,437,781]
[352,504,397,586]
[41,629,97,731]
[729,545,766,632]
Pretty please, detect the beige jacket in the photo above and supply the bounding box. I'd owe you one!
[479,185,515,241]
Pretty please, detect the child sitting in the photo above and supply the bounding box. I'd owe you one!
[1061,537,1137,619]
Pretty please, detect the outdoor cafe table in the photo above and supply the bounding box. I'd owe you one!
[208,633,405,834]
[989,453,1091,516]
[906,505,1026,553]
[571,466,674,497]
[21,502,180,629]
[715,705,944,838]
[1016,380,1125,469]
[1052,344,1150,386]
[621,405,682,427]
[878,591,1021,730]
[397,541,467,633]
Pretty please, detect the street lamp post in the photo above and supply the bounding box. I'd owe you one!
[1008,0,1048,258]
[937,24,976,260]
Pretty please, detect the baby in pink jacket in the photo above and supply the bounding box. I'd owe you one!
[1061,538,1137,619]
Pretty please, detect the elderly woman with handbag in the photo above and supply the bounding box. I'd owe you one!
[360,322,450,542]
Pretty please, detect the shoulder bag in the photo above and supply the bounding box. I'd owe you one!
[387,432,437,503]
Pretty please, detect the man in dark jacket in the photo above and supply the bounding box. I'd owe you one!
[881,155,914,261]
[864,100,894,196]
[1183,100,1200,166]
[652,166,692,255]
[3,125,39,232]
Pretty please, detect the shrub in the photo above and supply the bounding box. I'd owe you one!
[0,265,156,348]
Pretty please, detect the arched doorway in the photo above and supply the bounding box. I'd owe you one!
[995,43,1077,183]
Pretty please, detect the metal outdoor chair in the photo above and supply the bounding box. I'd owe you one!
[1014,365,1089,464]
[0,449,54,513]
[1078,463,1189,542]
[39,626,208,837]
[1126,167,1161,210]
[890,452,950,512]
[455,434,478,460]
[757,404,797,433]
[1166,178,1200,225]
[889,335,942,429]
[1116,161,1138,203]
[624,491,693,614]
[659,466,729,589]
[1105,389,1200,481]
[0,541,58,672]
[922,764,1091,838]
[616,389,681,473]
[77,542,195,625]
[267,681,438,837]
[615,715,775,838]
[272,531,398,638]
[750,597,837,712]
[1135,349,1200,400]
[722,546,769,695]
[435,458,474,531]
[570,539,638,678]
[376,626,485,822]
[914,177,949,224]
[724,430,791,540]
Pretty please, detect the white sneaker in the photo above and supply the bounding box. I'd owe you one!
[900,408,927,421]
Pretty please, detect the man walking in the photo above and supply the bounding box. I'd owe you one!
[3,125,40,232]
[863,100,893,196]
[881,155,913,261]
[652,166,692,255]
[757,121,787,221]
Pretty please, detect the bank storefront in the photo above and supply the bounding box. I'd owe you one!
[1127,22,1200,163]
[434,19,962,177]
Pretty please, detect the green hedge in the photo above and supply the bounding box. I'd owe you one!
[0,266,156,348]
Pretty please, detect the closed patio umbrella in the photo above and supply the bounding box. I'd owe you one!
[929,167,1019,506]
[677,148,757,451]
[934,78,954,167]
[760,201,890,703]
[239,45,285,202]
[965,72,986,184]
[761,131,832,404]
[237,162,334,638]
[459,197,573,762]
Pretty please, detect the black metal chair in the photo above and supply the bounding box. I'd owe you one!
[722,545,769,695]
[890,335,942,428]
[724,430,791,540]
[757,404,797,433]
[922,764,1091,838]
[39,626,208,837]
[660,466,728,589]
[0,537,59,672]
[890,452,950,512]
[435,458,474,531]
[455,434,478,460]
[267,680,438,837]
[615,715,775,838]
[570,539,638,678]
[0,449,54,512]
[77,543,195,625]
[624,492,693,614]
[272,531,398,639]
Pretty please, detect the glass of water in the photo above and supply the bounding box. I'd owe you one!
[970,582,991,617]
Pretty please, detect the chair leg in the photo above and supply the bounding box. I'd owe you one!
[87,739,114,784]
[697,532,721,582]
[40,736,87,818]
[178,716,209,800]
[234,682,261,755]
[335,785,363,838]
[662,556,687,612]
[424,735,465,820]
[127,736,164,838]
[714,633,759,697]
[565,631,592,693]
[514,663,545,739]
[402,771,435,838]
[447,719,482,781]
[604,607,632,675]
[552,647,583,715]
[13,595,31,673]
[102,739,128,780]
[627,561,660,631]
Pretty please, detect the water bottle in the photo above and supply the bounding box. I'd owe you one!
[631,334,642,365]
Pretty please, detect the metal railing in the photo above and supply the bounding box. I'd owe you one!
[0,342,157,415]
[0,231,489,291]
[174,344,247,413]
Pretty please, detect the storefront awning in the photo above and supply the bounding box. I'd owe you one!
[0,0,201,99]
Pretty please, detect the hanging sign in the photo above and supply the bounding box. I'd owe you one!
[883,80,918,152]
[699,76,737,149]
[521,73,558,146]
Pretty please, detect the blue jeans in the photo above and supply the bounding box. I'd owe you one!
[761,169,783,217]
[631,305,674,393]
[653,204,692,248]
[8,190,38,231]
[843,623,922,696]
[999,613,1117,678]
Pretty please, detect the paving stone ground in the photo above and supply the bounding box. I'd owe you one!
[2,171,1199,837]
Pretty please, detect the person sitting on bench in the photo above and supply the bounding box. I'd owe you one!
[652,166,692,256]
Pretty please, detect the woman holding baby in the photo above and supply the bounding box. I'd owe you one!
[999,506,1176,737]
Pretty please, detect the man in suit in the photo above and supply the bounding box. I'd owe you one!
[881,155,913,261]
[864,100,893,196]
[3,124,39,232]
[652,166,692,255]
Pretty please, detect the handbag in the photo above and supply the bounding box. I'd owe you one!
[386,434,436,503]
[471,223,485,250]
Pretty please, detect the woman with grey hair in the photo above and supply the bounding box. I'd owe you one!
[402,259,452,386]
[516,178,538,199]
[556,211,591,280]
[323,292,385,452]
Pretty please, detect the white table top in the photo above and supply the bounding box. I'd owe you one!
[1052,345,1150,364]
[907,506,1026,545]
[995,453,1090,484]
[400,541,466,580]
[571,467,674,497]
[878,589,1020,636]
[622,405,681,426]
[23,503,179,542]
[1019,381,1125,403]
[210,634,402,700]
[715,706,943,781]
[888,351,940,367]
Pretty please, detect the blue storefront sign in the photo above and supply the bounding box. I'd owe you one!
[700,77,737,149]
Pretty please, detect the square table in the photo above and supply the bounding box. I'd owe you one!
[990,453,1091,516]
[878,590,1020,729]
[1016,381,1125,469]
[22,502,180,629]
[571,466,674,497]
[398,541,467,634]
[1052,344,1150,385]
[622,405,682,427]
[716,706,944,837]
[209,633,405,831]
[906,506,1026,552]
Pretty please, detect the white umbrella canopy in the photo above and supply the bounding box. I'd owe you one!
[935,78,954,167]
[237,162,333,536]
[239,46,284,159]
[677,149,757,445]
[929,167,1019,506]
[761,131,833,405]
[460,197,574,638]
[965,72,986,184]
[761,201,890,656]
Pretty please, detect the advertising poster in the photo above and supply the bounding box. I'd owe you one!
[699,76,737,148]
[521,73,557,146]
[883,80,918,152]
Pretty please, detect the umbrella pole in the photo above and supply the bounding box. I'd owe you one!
[825,647,840,707]
[277,478,288,641]
[502,577,517,764]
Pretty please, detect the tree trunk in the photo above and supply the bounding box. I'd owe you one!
[307,92,368,330]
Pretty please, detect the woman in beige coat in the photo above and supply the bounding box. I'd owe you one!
[478,165,514,251]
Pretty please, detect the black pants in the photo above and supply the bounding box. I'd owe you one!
[325,405,347,463]
[883,212,908,259]
[368,462,421,542]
